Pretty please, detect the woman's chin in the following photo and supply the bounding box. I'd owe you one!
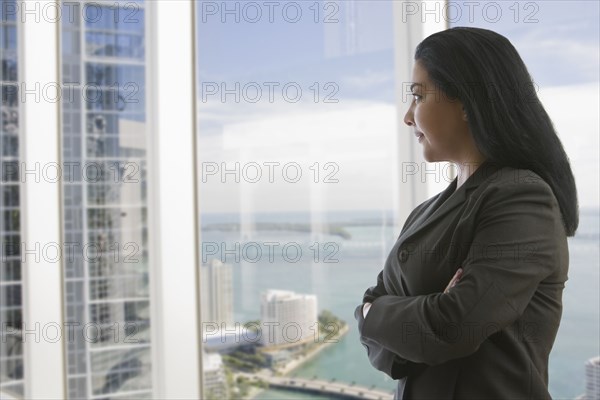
[422,149,435,163]
[422,151,445,164]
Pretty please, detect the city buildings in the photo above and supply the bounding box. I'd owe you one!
[61,2,152,397]
[584,356,600,400]
[202,351,228,399]
[201,259,234,328]
[2,1,597,399]
[1,0,200,398]
[260,289,317,348]
[0,0,23,395]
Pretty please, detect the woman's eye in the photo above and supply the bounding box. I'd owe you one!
[412,94,422,102]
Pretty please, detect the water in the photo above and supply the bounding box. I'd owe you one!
[202,208,599,399]
[255,388,331,399]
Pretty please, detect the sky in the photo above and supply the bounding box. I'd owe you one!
[194,0,599,213]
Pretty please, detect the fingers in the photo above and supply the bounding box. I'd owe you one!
[443,268,463,294]
[362,302,372,318]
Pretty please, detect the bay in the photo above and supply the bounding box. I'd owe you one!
[201,208,599,399]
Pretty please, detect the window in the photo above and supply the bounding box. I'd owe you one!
[0,0,24,396]
[195,1,435,396]
[1,2,200,397]
[61,1,152,398]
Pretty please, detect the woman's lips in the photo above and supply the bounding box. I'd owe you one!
[416,132,424,142]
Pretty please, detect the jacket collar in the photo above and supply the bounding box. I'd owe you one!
[397,160,502,244]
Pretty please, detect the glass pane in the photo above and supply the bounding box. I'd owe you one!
[196,1,400,397]
[61,1,152,398]
[448,2,600,398]
[0,0,24,396]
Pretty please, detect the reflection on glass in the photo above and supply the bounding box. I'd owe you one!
[61,1,151,398]
[0,0,24,396]
[196,1,399,397]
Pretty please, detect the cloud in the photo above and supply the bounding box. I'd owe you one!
[339,70,394,91]
[197,100,399,213]
[538,82,600,209]
[196,82,599,213]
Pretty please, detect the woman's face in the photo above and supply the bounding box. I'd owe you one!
[403,60,474,163]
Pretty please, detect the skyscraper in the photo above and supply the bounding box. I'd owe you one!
[0,0,24,395]
[61,2,152,398]
[202,351,228,399]
[260,289,317,348]
[201,259,234,328]
[584,356,600,400]
[1,0,201,398]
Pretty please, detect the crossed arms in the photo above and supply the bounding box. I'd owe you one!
[354,180,561,377]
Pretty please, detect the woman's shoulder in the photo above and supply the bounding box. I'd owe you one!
[474,163,560,215]
[479,163,553,194]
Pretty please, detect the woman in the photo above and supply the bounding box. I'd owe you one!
[354,27,579,400]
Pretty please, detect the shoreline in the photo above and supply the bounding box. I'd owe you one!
[245,323,350,399]
[277,323,350,376]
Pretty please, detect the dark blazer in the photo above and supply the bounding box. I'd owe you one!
[354,160,569,400]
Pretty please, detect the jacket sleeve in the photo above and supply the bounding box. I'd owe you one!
[359,179,564,366]
[362,270,388,303]
[355,270,424,378]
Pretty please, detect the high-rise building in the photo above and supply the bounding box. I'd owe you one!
[584,356,600,400]
[260,289,317,348]
[0,0,24,395]
[201,259,234,328]
[202,351,228,400]
[0,1,200,398]
[61,3,153,398]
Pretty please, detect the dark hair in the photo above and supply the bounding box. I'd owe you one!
[415,26,579,237]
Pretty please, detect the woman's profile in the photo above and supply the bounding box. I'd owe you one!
[354,27,579,399]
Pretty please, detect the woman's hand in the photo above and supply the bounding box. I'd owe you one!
[362,268,462,320]
[362,302,372,318]
[443,268,463,294]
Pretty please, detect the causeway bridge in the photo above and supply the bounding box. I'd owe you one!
[238,372,395,400]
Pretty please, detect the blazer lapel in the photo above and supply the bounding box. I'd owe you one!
[397,160,501,244]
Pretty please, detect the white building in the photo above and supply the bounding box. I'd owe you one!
[202,352,228,400]
[584,356,600,400]
[201,259,234,328]
[260,290,318,348]
[1,1,202,398]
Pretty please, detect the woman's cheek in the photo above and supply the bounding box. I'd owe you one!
[413,106,425,131]
[414,106,431,135]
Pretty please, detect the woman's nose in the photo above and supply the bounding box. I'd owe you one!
[404,106,414,127]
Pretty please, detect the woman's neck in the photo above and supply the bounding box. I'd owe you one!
[454,159,487,191]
